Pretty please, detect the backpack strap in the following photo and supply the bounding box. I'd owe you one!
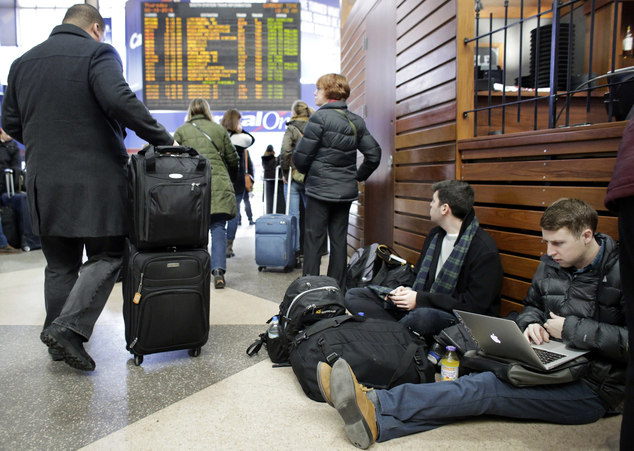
[387,342,429,386]
[292,315,361,346]
[335,109,357,142]
[246,333,267,356]
[315,331,428,388]
[191,122,229,172]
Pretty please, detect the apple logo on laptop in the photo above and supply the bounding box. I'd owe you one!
[490,333,501,344]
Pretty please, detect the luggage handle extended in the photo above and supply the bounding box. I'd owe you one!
[272,165,293,215]
[4,168,15,199]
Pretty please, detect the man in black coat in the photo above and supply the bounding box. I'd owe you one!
[345,180,503,339]
[1,5,174,371]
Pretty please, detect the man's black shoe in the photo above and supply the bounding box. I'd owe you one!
[48,348,64,362]
[40,324,96,371]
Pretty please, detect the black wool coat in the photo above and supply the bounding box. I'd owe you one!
[413,210,503,317]
[1,24,173,237]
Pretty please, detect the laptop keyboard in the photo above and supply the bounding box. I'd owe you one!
[533,348,566,365]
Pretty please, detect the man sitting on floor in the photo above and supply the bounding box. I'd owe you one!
[319,198,626,449]
[345,180,503,339]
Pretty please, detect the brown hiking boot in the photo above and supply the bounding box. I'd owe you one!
[213,268,225,289]
[317,361,334,406]
[330,358,377,449]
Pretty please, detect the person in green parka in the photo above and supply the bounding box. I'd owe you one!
[174,98,239,289]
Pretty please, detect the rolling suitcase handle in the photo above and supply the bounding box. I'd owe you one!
[273,165,280,213]
[285,166,292,216]
[4,169,14,199]
[272,165,293,215]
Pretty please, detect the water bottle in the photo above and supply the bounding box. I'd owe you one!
[268,315,279,339]
[427,342,446,365]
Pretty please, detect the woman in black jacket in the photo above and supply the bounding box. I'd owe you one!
[221,109,255,257]
[293,74,381,290]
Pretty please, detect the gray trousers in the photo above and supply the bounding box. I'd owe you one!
[41,235,125,340]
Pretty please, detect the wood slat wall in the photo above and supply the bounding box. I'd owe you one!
[341,1,622,318]
[393,0,459,262]
[341,1,372,256]
[458,122,624,315]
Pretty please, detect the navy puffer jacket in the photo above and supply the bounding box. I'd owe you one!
[293,101,381,202]
[517,233,626,409]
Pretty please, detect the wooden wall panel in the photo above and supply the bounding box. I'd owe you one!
[459,123,623,307]
[396,61,456,103]
[396,103,456,134]
[392,0,459,273]
[396,18,457,69]
[342,1,624,317]
[343,0,397,255]
[397,0,455,52]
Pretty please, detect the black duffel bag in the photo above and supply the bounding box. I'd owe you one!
[289,315,435,402]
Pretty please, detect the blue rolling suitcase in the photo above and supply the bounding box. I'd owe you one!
[255,167,297,272]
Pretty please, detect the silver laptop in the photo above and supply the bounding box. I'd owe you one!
[454,310,589,371]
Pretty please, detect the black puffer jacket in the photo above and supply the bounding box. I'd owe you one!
[293,101,381,202]
[517,233,626,409]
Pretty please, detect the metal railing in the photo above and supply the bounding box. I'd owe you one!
[463,0,633,137]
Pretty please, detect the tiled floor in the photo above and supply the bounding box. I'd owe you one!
[0,224,622,450]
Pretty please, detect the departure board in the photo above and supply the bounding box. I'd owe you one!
[142,2,301,110]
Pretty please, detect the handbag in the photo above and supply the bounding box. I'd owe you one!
[372,245,416,288]
[244,149,254,192]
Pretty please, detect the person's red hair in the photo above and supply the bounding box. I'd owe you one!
[316,74,350,101]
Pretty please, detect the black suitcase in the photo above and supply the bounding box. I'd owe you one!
[122,239,211,365]
[128,145,212,250]
[0,204,19,249]
[2,192,41,251]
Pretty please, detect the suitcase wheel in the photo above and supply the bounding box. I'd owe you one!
[134,354,143,366]
[283,266,292,273]
[188,347,202,357]
[258,266,265,272]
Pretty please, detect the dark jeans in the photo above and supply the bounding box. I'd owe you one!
[374,372,607,441]
[345,287,456,339]
[40,235,125,340]
[302,196,351,290]
[619,196,634,450]
[227,191,245,241]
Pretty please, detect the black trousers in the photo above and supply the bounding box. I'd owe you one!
[302,196,351,290]
[619,196,634,451]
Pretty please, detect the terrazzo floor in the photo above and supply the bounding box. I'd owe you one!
[0,219,623,450]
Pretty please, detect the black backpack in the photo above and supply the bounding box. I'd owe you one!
[345,243,382,290]
[289,315,435,402]
[247,275,346,364]
[346,243,416,291]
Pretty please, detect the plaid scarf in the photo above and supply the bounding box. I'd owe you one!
[367,216,479,298]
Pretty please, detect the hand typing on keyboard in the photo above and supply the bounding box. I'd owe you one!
[543,312,565,339]
[524,323,550,345]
